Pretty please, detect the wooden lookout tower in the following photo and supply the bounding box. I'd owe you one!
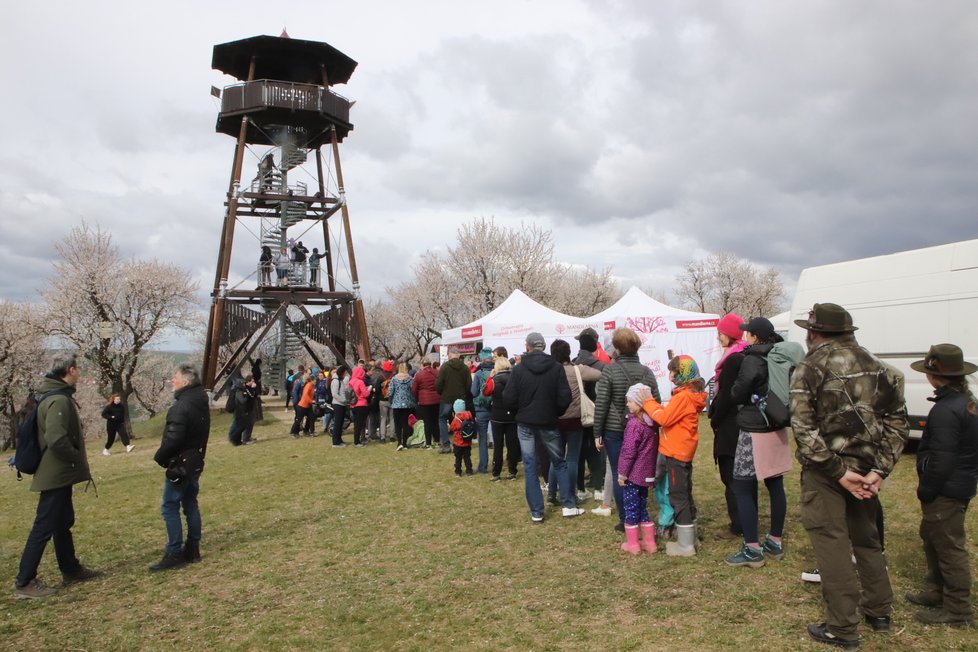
[202,33,370,394]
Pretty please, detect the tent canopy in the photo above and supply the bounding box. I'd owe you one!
[582,286,721,401]
[439,290,595,358]
[589,286,716,322]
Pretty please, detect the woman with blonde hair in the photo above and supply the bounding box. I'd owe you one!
[485,355,519,481]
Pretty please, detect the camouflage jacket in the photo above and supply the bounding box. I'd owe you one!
[789,334,909,480]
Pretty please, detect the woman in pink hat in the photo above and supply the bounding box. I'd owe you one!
[707,313,749,540]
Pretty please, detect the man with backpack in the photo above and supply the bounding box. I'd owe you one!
[14,354,101,599]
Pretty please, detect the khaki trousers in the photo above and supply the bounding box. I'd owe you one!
[920,496,973,617]
[800,469,892,639]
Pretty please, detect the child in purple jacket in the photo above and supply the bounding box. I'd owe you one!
[618,384,660,554]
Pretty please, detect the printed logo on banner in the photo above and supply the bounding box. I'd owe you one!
[675,319,719,329]
[648,359,664,377]
[461,325,483,338]
[625,316,669,334]
[604,320,616,331]
[556,324,565,334]
[492,325,533,337]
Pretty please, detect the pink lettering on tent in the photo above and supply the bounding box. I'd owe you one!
[676,319,719,329]
[625,316,669,333]
[648,359,664,377]
[462,325,483,338]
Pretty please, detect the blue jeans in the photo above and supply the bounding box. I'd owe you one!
[602,430,625,523]
[162,475,201,555]
[548,429,583,502]
[475,409,491,473]
[321,410,333,433]
[517,424,575,517]
[438,403,454,447]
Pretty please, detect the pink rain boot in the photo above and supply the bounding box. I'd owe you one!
[640,522,658,554]
[620,524,641,554]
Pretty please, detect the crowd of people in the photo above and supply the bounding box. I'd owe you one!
[10,302,978,649]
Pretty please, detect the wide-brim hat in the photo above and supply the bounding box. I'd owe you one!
[910,343,978,376]
[794,303,858,333]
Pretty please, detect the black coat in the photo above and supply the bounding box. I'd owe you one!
[916,385,978,503]
[101,402,125,423]
[709,351,745,458]
[503,351,571,427]
[234,384,256,418]
[489,370,515,423]
[155,383,211,468]
[729,343,776,433]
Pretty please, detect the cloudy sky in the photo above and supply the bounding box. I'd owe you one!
[2,1,976,347]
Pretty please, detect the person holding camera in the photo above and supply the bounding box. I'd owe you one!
[150,364,210,572]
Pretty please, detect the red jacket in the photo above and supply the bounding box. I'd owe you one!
[451,410,474,448]
[412,366,441,406]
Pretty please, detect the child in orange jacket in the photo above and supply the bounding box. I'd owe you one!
[450,399,475,477]
[635,355,706,556]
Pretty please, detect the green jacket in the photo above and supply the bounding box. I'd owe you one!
[435,359,471,404]
[789,334,909,480]
[31,376,91,492]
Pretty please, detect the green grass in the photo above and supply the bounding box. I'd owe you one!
[2,408,976,651]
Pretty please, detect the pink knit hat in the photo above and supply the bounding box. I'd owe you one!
[717,313,745,339]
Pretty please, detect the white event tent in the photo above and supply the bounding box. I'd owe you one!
[583,287,722,400]
[438,289,600,359]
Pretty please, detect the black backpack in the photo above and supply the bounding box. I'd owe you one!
[460,418,477,443]
[14,390,69,480]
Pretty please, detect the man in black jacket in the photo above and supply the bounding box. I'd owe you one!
[504,332,581,523]
[151,364,211,572]
[907,344,978,627]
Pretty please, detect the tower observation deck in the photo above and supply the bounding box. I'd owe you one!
[202,33,370,395]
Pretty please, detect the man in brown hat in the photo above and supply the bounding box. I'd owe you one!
[907,343,978,627]
[789,303,909,648]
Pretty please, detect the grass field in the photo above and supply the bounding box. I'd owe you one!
[2,403,976,651]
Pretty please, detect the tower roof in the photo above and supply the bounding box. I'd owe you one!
[212,35,357,86]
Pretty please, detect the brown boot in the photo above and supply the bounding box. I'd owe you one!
[914,610,974,627]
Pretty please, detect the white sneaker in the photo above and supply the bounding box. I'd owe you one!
[102,449,111,457]
[801,568,821,583]
[591,505,612,516]
[562,507,585,518]
[576,489,593,501]
[593,490,604,502]
[126,444,135,453]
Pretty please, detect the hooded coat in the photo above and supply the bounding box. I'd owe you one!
[435,358,471,405]
[503,350,571,427]
[349,367,371,408]
[31,375,91,492]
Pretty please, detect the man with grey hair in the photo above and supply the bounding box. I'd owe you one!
[14,354,100,599]
[504,332,582,523]
[151,364,210,572]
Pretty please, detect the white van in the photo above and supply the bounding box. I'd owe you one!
[788,239,978,438]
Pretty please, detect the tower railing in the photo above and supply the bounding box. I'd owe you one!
[220,80,351,123]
